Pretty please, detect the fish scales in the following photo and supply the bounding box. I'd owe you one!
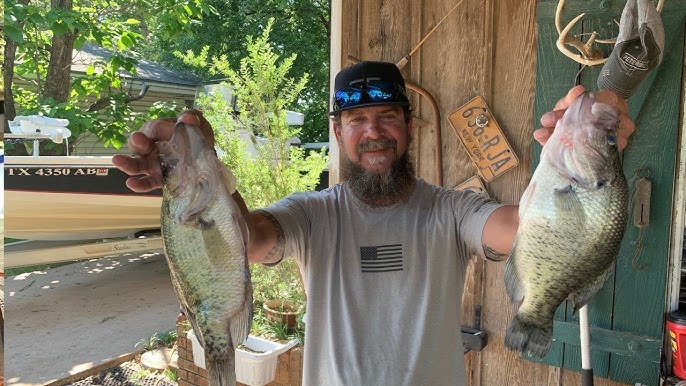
[505,92,628,358]
[159,122,253,386]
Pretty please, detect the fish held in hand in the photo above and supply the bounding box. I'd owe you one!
[158,121,253,386]
[505,92,628,358]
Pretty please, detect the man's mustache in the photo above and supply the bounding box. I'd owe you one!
[357,138,396,155]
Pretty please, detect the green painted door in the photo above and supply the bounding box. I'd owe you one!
[531,1,685,384]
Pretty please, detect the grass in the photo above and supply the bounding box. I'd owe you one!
[135,329,178,351]
[249,259,306,344]
[163,368,178,382]
[250,306,305,345]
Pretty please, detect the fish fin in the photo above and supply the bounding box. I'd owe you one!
[206,353,236,386]
[505,314,553,358]
[229,285,253,347]
[553,185,586,224]
[571,263,614,313]
[504,248,526,303]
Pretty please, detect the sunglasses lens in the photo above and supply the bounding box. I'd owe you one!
[335,87,362,108]
[366,81,399,101]
[333,81,406,111]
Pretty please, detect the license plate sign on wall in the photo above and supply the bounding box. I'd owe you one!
[448,96,518,181]
[454,175,489,197]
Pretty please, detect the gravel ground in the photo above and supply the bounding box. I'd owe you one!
[65,361,176,386]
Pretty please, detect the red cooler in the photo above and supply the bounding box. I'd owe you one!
[668,311,686,379]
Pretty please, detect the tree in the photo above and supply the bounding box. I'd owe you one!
[3,0,213,154]
[190,18,328,324]
[142,0,331,143]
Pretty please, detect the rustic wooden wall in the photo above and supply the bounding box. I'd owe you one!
[333,0,629,384]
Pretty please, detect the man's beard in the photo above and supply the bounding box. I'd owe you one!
[342,138,416,206]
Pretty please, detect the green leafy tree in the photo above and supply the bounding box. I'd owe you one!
[189,19,328,323]
[143,0,330,143]
[3,0,212,154]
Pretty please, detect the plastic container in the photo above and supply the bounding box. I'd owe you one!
[667,311,686,379]
[187,330,298,386]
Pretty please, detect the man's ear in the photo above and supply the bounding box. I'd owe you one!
[333,122,342,141]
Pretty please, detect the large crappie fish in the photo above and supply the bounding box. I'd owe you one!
[158,121,253,386]
[505,92,628,358]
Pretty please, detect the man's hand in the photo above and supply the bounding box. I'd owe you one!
[533,85,636,151]
[111,109,214,192]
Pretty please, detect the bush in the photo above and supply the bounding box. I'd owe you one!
[190,18,328,340]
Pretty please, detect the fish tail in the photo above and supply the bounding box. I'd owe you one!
[505,314,552,358]
[206,353,236,386]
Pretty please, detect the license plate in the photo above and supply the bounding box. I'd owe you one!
[454,175,489,197]
[448,96,518,181]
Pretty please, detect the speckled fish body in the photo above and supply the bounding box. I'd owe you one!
[504,92,628,358]
[158,122,252,386]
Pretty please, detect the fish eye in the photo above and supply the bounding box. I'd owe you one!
[606,134,617,146]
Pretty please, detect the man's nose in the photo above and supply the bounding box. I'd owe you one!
[363,118,384,138]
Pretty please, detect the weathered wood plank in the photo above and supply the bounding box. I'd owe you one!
[482,0,547,383]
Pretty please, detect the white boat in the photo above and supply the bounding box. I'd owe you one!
[5,155,162,241]
[4,154,163,268]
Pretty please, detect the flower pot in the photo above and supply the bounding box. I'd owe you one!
[262,299,300,327]
[187,330,297,386]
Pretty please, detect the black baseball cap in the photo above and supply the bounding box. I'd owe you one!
[329,61,410,115]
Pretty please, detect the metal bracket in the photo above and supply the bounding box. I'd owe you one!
[462,327,488,353]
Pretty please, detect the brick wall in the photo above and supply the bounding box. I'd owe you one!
[176,321,302,386]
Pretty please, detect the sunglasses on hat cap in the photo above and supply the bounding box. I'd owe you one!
[333,80,408,111]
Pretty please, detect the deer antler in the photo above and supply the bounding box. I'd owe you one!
[555,0,611,66]
[555,0,665,66]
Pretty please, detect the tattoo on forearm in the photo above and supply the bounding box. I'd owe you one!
[255,210,286,263]
[483,244,507,261]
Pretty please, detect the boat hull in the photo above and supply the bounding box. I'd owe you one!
[5,156,162,241]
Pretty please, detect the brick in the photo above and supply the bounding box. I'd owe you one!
[197,377,209,386]
[177,357,193,370]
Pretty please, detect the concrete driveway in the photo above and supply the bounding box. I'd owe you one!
[5,250,180,385]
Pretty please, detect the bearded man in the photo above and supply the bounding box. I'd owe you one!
[113,61,633,386]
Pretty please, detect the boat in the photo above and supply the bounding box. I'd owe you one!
[5,155,162,241]
[4,154,164,268]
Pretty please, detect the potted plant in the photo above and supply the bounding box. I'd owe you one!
[262,299,300,328]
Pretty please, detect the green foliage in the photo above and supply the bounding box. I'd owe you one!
[250,306,305,345]
[163,367,178,382]
[135,329,177,351]
[132,369,150,378]
[4,0,211,151]
[141,0,331,142]
[188,19,328,337]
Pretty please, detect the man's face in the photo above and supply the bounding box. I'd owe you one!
[334,105,412,173]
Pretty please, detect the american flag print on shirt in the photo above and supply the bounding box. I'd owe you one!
[360,244,403,273]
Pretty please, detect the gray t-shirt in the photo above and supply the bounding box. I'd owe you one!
[263,179,502,386]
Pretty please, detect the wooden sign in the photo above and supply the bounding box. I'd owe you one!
[448,96,518,181]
